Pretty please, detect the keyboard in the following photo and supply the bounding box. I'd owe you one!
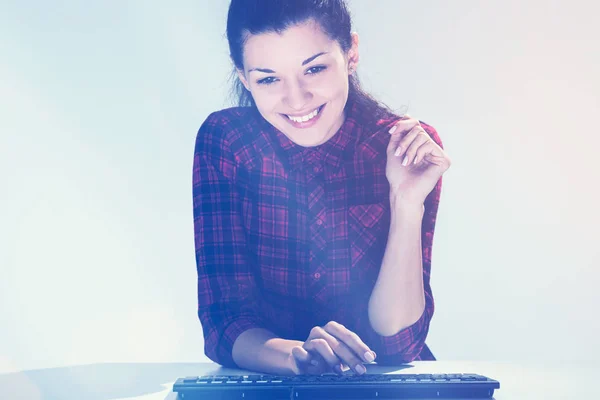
[173,372,500,399]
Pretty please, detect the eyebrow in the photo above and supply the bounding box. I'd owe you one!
[248,51,329,74]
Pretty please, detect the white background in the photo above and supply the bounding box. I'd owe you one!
[1,0,599,374]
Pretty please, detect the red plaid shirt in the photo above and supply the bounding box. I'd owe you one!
[193,98,443,368]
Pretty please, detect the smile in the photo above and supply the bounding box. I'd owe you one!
[281,104,326,128]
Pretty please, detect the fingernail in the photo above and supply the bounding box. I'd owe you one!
[355,364,366,374]
[394,147,402,157]
[310,359,319,366]
[402,156,408,166]
[364,351,375,362]
[389,125,397,134]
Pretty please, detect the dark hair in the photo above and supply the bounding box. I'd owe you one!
[225,0,405,126]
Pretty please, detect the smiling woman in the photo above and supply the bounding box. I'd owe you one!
[192,0,451,377]
[235,22,349,148]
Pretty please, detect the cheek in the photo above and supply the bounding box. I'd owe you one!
[251,89,279,111]
[319,71,349,94]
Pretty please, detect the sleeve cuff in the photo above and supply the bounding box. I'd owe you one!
[364,294,434,365]
[207,317,264,368]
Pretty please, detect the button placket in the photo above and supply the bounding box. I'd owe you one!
[303,153,327,292]
[302,150,324,174]
[310,213,326,236]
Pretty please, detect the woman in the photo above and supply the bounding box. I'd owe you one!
[193,0,451,376]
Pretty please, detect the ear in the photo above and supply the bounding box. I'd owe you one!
[236,68,250,91]
[347,32,360,73]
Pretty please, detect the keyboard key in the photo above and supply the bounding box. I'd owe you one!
[182,376,198,383]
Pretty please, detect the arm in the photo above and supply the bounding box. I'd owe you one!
[232,328,304,375]
[367,176,441,365]
[368,200,427,336]
[359,123,443,364]
[194,114,308,374]
[193,115,265,368]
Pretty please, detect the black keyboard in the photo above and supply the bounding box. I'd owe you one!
[173,372,500,399]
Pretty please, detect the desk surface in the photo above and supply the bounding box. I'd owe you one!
[0,360,596,399]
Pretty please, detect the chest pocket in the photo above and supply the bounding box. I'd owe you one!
[347,201,389,283]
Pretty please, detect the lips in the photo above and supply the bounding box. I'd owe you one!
[281,104,326,129]
[284,104,324,120]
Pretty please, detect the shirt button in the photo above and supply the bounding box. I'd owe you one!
[316,219,323,225]
[313,166,320,173]
[314,272,321,279]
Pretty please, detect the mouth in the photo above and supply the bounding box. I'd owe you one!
[281,104,326,129]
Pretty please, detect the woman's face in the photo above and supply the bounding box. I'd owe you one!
[237,19,359,147]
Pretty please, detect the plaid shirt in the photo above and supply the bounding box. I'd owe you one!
[193,98,443,368]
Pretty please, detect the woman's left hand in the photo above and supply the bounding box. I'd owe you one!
[386,116,452,206]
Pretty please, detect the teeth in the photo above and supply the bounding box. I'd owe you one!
[287,106,320,123]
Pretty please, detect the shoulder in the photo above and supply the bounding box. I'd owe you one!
[196,107,253,146]
[195,106,261,156]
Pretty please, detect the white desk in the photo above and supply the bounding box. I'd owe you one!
[0,361,595,399]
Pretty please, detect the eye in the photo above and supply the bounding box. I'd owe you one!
[307,65,327,74]
[256,66,327,86]
[257,77,278,85]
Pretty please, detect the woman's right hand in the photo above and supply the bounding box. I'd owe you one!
[289,321,376,375]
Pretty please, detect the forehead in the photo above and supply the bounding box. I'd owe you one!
[242,20,339,68]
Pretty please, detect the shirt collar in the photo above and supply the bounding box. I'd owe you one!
[259,98,363,172]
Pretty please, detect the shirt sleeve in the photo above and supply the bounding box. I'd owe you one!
[193,113,264,368]
[351,122,444,365]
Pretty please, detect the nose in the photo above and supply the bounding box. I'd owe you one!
[283,78,313,111]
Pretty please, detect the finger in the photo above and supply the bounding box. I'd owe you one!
[304,338,343,374]
[399,129,430,166]
[290,347,308,375]
[292,346,313,365]
[306,350,328,369]
[291,346,327,375]
[324,321,375,363]
[424,153,451,169]
[387,114,414,135]
[412,141,438,166]
[304,337,344,374]
[392,125,425,160]
[323,321,374,373]
[323,333,365,375]
[387,118,419,156]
